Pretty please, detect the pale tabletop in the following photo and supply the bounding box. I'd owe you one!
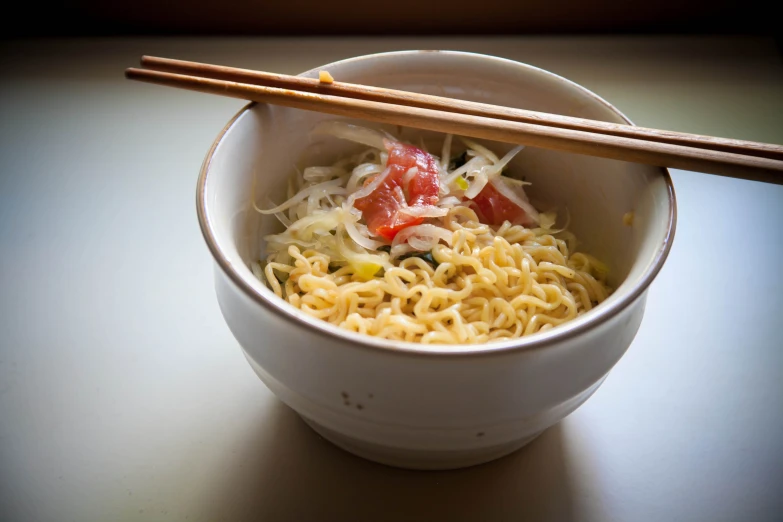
[0,36,781,522]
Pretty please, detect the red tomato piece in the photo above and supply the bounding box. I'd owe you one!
[354,140,440,240]
[471,181,536,227]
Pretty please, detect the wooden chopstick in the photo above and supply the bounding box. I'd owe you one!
[125,65,783,184]
[140,56,783,162]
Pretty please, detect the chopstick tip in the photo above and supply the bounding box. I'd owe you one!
[125,67,144,80]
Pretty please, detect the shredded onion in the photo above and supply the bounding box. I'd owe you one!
[392,224,453,251]
[346,163,383,192]
[390,243,417,259]
[490,177,540,224]
[460,137,499,163]
[286,208,343,238]
[345,216,385,250]
[462,145,525,199]
[502,177,532,187]
[256,178,347,215]
[399,205,449,218]
[487,145,524,179]
[539,212,557,230]
[533,208,570,234]
[464,167,490,199]
[437,196,463,208]
[402,167,419,187]
[336,227,392,273]
[443,156,490,187]
[393,186,407,206]
[303,166,345,182]
[272,211,292,228]
[440,134,453,173]
[408,236,439,251]
[312,121,387,150]
[347,166,392,205]
[266,236,318,249]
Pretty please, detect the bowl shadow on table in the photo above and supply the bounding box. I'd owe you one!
[205,399,579,521]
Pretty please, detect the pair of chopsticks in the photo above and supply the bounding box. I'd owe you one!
[126,56,783,184]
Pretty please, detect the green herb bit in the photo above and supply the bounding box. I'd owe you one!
[398,250,439,268]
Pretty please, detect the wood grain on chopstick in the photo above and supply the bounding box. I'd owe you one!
[140,55,783,162]
[125,66,783,184]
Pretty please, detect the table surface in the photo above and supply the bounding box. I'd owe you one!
[1,36,782,522]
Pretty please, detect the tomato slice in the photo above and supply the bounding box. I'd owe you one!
[354,140,440,241]
[471,181,536,227]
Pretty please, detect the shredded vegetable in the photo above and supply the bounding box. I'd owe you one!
[256,122,551,286]
[251,122,615,344]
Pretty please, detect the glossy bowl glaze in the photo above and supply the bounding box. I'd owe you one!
[198,51,676,470]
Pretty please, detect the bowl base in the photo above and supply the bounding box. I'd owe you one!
[300,416,544,470]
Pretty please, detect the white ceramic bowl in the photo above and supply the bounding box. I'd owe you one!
[197,51,676,470]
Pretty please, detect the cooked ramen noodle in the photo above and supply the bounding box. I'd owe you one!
[252,122,612,344]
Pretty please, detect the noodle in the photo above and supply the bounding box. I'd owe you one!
[253,123,612,344]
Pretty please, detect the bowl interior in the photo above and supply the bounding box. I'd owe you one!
[201,51,674,350]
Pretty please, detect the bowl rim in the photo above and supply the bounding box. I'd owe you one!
[196,50,677,358]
